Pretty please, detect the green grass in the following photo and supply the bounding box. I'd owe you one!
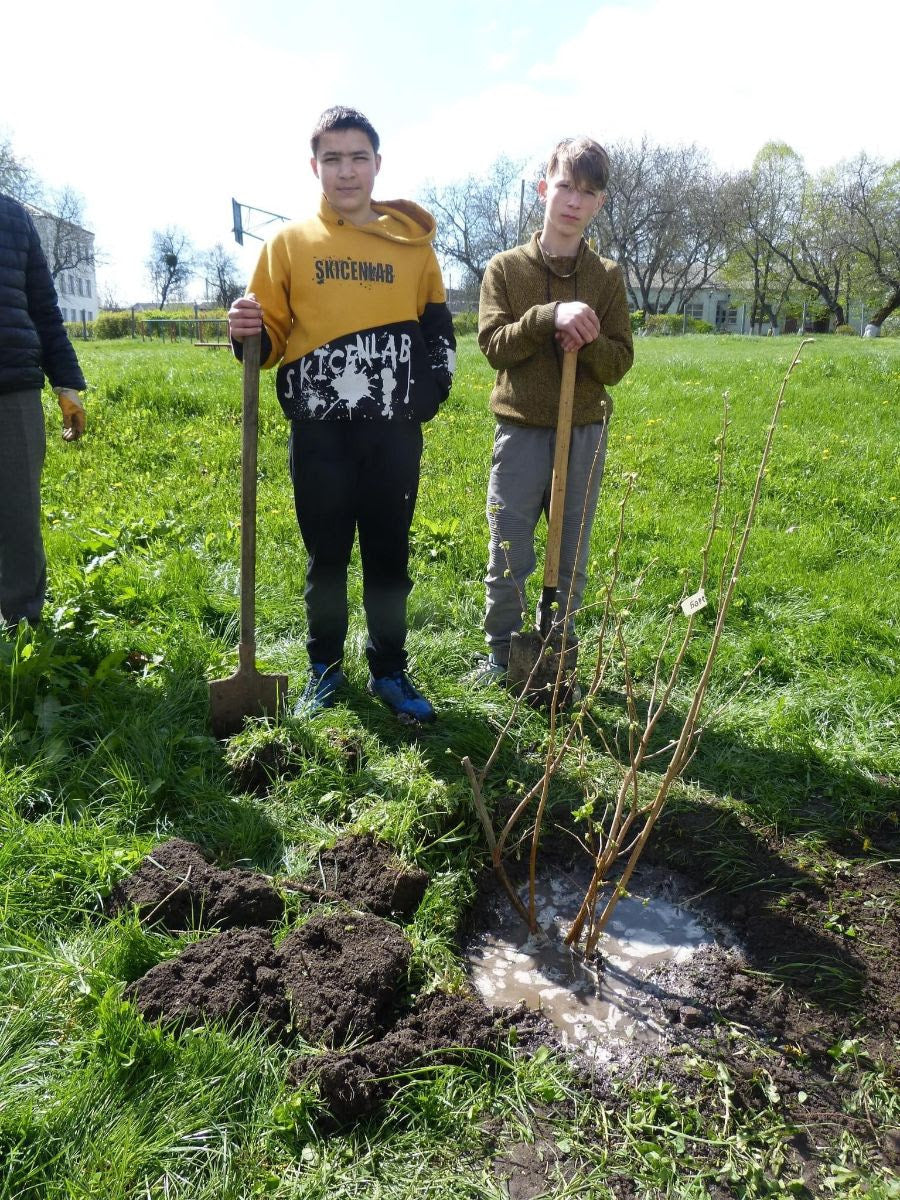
[1,334,898,1198]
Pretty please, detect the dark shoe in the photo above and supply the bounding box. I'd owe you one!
[367,670,436,724]
[294,663,345,716]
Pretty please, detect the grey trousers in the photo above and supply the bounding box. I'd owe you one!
[0,389,47,625]
[484,420,608,664]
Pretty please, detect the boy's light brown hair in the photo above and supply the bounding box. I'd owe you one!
[547,136,610,193]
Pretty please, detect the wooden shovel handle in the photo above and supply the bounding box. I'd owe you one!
[239,334,261,664]
[543,349,578,591]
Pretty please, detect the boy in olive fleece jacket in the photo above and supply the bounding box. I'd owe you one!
[229,107,455,722]
[477,137,633,682]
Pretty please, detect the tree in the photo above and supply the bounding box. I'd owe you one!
[146,228,194,308]
[841,155,900,329]
[722,144,802,333]
[99,284,123,312]
[36,186,96,280]
[421,156,539,286]
[591,139,729,314]
[200,243,244,309]
[0,136,39,202]
[749,157,852,328]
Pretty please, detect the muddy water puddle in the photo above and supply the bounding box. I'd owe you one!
[467,865,738,1062]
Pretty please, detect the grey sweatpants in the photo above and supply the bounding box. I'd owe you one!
[484,419,608,665]
[0,389,47,625]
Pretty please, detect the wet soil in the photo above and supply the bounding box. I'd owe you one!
[107,838,284,931]
[645,804,900,1051]
[473,803,900,1188]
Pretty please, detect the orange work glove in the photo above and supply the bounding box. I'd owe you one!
[54,388,86,441]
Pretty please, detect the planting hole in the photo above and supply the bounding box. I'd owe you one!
[466,862,738,1062]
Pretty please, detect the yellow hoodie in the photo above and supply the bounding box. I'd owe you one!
[247,196,455,423]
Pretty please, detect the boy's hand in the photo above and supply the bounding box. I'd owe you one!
[228,294,264,342]
[555,301,600,352]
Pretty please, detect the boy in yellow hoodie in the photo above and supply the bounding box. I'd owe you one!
[229,106,455,720]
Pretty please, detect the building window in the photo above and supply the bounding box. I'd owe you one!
[86,279,91,298]
[685,302,704,321]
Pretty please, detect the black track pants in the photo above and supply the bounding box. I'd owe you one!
[288,420,422,677]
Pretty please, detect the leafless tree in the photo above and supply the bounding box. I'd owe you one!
[37,186,96,280]
[591,139,729,314]
[0,136,40,202]
[841,155,900,329]
[146,227,195,308]
[421,156,540,285]
[98,283,123,311]
[200,242,244,309]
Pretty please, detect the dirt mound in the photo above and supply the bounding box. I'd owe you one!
[125,927,289,1034]
[126,910,413,1047]
[108,838,284,931]
[279,912,412,1045]
[298,833,429,919]
[291,990,503,1123]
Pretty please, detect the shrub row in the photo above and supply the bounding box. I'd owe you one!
[643,313,714,336]
[452,311,478,337]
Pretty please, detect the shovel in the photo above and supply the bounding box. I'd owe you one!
[507,349,578,699]
[209,333,288,737]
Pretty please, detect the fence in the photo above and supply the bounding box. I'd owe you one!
[139,317,229,343]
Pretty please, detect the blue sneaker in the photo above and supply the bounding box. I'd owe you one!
[294,663,345,716]
[367,671,436,724]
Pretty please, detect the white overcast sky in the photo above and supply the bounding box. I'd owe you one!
[3,0,897,303]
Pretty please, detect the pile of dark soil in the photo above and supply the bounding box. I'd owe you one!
[125,926,289,1033]
[125,911,412,1047]
[290,991,504,1123]
[294,832,429,919]
[280,911,412,1044]
[120,834,511,1123]
[108,838,283,930]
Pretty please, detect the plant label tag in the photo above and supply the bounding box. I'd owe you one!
[681,588,708,616]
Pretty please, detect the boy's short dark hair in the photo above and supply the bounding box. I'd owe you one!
[546,137,610,192]
[310,106,380,156]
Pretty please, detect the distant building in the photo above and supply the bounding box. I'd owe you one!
[26,204,98,326]
[623,270,752,332]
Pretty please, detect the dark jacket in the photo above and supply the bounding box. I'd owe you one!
[0,192,86,397]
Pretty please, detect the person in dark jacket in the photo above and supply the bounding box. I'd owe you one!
[0,192,87,626]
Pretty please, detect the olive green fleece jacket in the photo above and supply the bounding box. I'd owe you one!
[478,232,634,427]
